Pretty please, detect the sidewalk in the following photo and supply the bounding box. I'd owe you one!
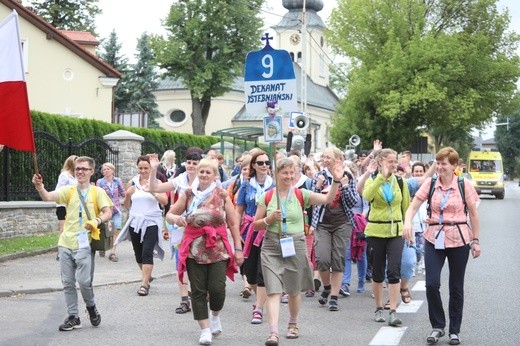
[0,240,175,297]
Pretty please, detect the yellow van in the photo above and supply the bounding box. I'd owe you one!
[466,149,505,199]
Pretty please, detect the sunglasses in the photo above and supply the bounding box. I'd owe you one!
[75,167,92,172]
[255,160,271,166]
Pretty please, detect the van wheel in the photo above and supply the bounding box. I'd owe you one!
[496,191,505,200]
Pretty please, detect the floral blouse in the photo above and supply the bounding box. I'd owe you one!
[187,188,230,264]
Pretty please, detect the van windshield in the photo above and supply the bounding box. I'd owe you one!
[469,160,502,173]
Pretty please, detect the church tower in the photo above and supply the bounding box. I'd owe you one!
[272,0,329,87]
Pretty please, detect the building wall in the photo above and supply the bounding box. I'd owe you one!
[0,6,113,122]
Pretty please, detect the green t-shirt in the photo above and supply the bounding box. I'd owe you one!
[363,174,410,238]
[57,185,114,250]
[258,189,312,235]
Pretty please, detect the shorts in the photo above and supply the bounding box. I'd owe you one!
[56,206,66,221]
[111,213,122,230]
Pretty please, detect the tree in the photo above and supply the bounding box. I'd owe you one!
[28,0,101,34]
[495,109,520,177]
[327,0,520,151]
[97,30,132,113]
[151,0,263,135]
[125,33,161,129]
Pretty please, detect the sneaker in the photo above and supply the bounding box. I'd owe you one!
[251,306,263,324]
[374,309,385,323]
[388,310,402,326]
[86,305,101,327]
[449,334,460,345]
[339,284,350,297]
[280,292,289,304]
[328,300,339,311]
[58,315,82,331]
[199,329,212,345]
[210,316,222,336]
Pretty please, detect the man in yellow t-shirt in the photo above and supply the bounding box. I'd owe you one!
[32,156,112,332]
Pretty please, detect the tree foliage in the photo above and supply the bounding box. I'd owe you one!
[97,30,132,113]
[125,33,161,129]
[327,0,520,152]
[495,106,520,177]
[28,0,101,34]
[151,0,263,135]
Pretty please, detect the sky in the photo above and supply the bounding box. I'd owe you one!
[91,0,519,139]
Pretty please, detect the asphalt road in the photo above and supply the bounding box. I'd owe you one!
[1,181,519,346]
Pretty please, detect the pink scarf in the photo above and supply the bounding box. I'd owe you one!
[177,224,237,282]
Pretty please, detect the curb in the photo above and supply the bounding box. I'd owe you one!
[0,272,175,298]
[0,246,57,263]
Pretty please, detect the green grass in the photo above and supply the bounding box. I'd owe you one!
[0,233,57,256]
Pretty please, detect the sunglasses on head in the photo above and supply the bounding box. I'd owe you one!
[255,160,270,166]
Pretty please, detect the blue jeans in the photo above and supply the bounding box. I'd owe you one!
[401,240,416,280]
[59,246,95,317]
[424,241,470,334]
[342,244,367,287]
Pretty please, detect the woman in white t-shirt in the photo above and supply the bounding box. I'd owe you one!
[54,155,77,259]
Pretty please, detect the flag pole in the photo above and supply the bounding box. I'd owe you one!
[33,152,40,176]
[272,142,282,235]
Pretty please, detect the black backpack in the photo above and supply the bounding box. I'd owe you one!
[426,176,466,218]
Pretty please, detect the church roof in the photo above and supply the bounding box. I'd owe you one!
[272,0,325,30]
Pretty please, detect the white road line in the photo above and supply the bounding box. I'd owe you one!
[412,280,426,291]
[369,326,408,345]
[396,300,424,313]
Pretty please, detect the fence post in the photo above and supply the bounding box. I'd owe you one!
[103,130,144,184]
[67,138,73,156]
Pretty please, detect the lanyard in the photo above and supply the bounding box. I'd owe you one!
[78,186,90,226]
[280,188,293,236]
[439,188,452,224]
[106,180,115,196]
[381,176,395,223]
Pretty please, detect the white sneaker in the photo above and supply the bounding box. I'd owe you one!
[199,328,212,345]
[210,316,222,336]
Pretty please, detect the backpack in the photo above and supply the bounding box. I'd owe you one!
[264,187,308,233]
[265,187,304,210]
[366,174,404,220]
[426,176,466,218]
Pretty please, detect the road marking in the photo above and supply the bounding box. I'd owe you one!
[412,280,426,291]
[397,300,424,313]
[369,326,408,345]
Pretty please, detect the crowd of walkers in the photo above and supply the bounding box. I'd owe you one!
[32,141,481,346]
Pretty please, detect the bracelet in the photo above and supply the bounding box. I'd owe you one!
[263,217,270,226]
[333,180,341,184]
[234,248,243,252]
[97,217,102,225]
[472,240,480,245]
[472,238,479,241]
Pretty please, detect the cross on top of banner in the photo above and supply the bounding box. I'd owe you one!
[261,33,273,47]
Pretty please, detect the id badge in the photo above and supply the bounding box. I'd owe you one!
[434,230,445,249]
[77,230,90,249]
[280,237,296,258]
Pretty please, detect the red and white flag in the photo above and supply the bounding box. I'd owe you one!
[0,11,35,152]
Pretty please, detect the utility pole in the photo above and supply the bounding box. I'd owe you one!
[301,0,307,117]
[496,117,510,130]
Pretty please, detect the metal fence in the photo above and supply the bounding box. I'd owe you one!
[0,131,119,201]
[141,140,188,166]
